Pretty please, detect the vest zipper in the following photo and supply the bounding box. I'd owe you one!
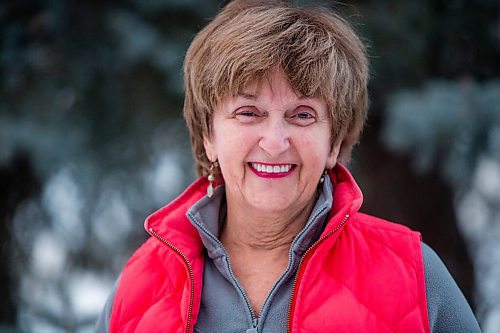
[286,213,350,333]
[148,228,195,333]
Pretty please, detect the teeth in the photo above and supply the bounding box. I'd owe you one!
[251,163,293,173]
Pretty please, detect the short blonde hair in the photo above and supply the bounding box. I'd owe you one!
[183,0,369,176]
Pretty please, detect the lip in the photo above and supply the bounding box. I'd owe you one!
[247,162,297,178]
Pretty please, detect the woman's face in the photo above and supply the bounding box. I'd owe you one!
[204,70,341,215]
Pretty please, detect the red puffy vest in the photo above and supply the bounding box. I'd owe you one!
[109,164,430,333]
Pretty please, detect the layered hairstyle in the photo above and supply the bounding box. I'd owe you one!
[183,0,369,176]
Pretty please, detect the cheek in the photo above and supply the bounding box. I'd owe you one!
[213,125,255,178]
[215,126,249,156]
[300,135,332,166]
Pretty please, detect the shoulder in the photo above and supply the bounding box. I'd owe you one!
[123,236,172,270]
[106,236,199,331]
[421,243,482,332]
[116,236,192,301]
[95,277,120,333]
[347,214,482,332]
[348,212,422,254]
[353,212,419,235]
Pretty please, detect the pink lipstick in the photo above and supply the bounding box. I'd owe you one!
[248,162,296,178]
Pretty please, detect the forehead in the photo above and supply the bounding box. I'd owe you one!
[237,69,303,99]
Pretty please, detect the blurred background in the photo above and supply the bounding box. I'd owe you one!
[1,0,499,332]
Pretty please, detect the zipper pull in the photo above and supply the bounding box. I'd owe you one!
[246,318,259,332]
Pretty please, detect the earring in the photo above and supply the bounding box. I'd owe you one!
[207,161,218,198]
[319,171,326,185]
[317,171,326,197]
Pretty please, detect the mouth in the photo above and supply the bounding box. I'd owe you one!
[248,162,297,178]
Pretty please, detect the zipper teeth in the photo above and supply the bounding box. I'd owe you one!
[225,252,257,321]
[286,213,350,333]
[265,205,329,308]
[187,205,331,331]
[188,213,258,322]
[246,205,331,326]
[148,228,195,333]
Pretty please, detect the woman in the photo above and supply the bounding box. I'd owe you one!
[97,1,481,332]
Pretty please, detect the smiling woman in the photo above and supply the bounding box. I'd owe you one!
[96,1,481,332]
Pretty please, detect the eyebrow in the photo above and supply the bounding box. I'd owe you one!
[238,92,258,100]
[237,91,309,100]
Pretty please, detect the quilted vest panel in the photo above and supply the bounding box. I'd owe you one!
[289,213,430,333]
[109,238,204,333]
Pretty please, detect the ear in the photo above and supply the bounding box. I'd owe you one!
[203,135,217,162]
[325,140,342,169]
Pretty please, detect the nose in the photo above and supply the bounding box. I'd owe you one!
[258,118,290,157]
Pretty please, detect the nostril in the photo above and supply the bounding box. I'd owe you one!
[258,134,290,157]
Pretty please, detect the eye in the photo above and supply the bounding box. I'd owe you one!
[237,110,256,117]
[287,107,317,126]
[296,112,314,119]
[233,107,263,124]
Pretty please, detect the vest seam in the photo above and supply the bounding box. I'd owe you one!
[354,214,415,234]
[109,239,156,332]
[412,232,431,333]
[336,282,393,330]
[353,222,423,322]
[395,307,425,330]
[293,234,392,331]
[325,219,424,330]
[353,221,417,273]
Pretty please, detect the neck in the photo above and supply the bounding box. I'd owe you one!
[220,197,315,254]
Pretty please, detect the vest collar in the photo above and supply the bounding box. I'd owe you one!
[324,163,363,235]
[144,163,363,261]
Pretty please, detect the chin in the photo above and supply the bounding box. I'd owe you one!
[245,194,297,212]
